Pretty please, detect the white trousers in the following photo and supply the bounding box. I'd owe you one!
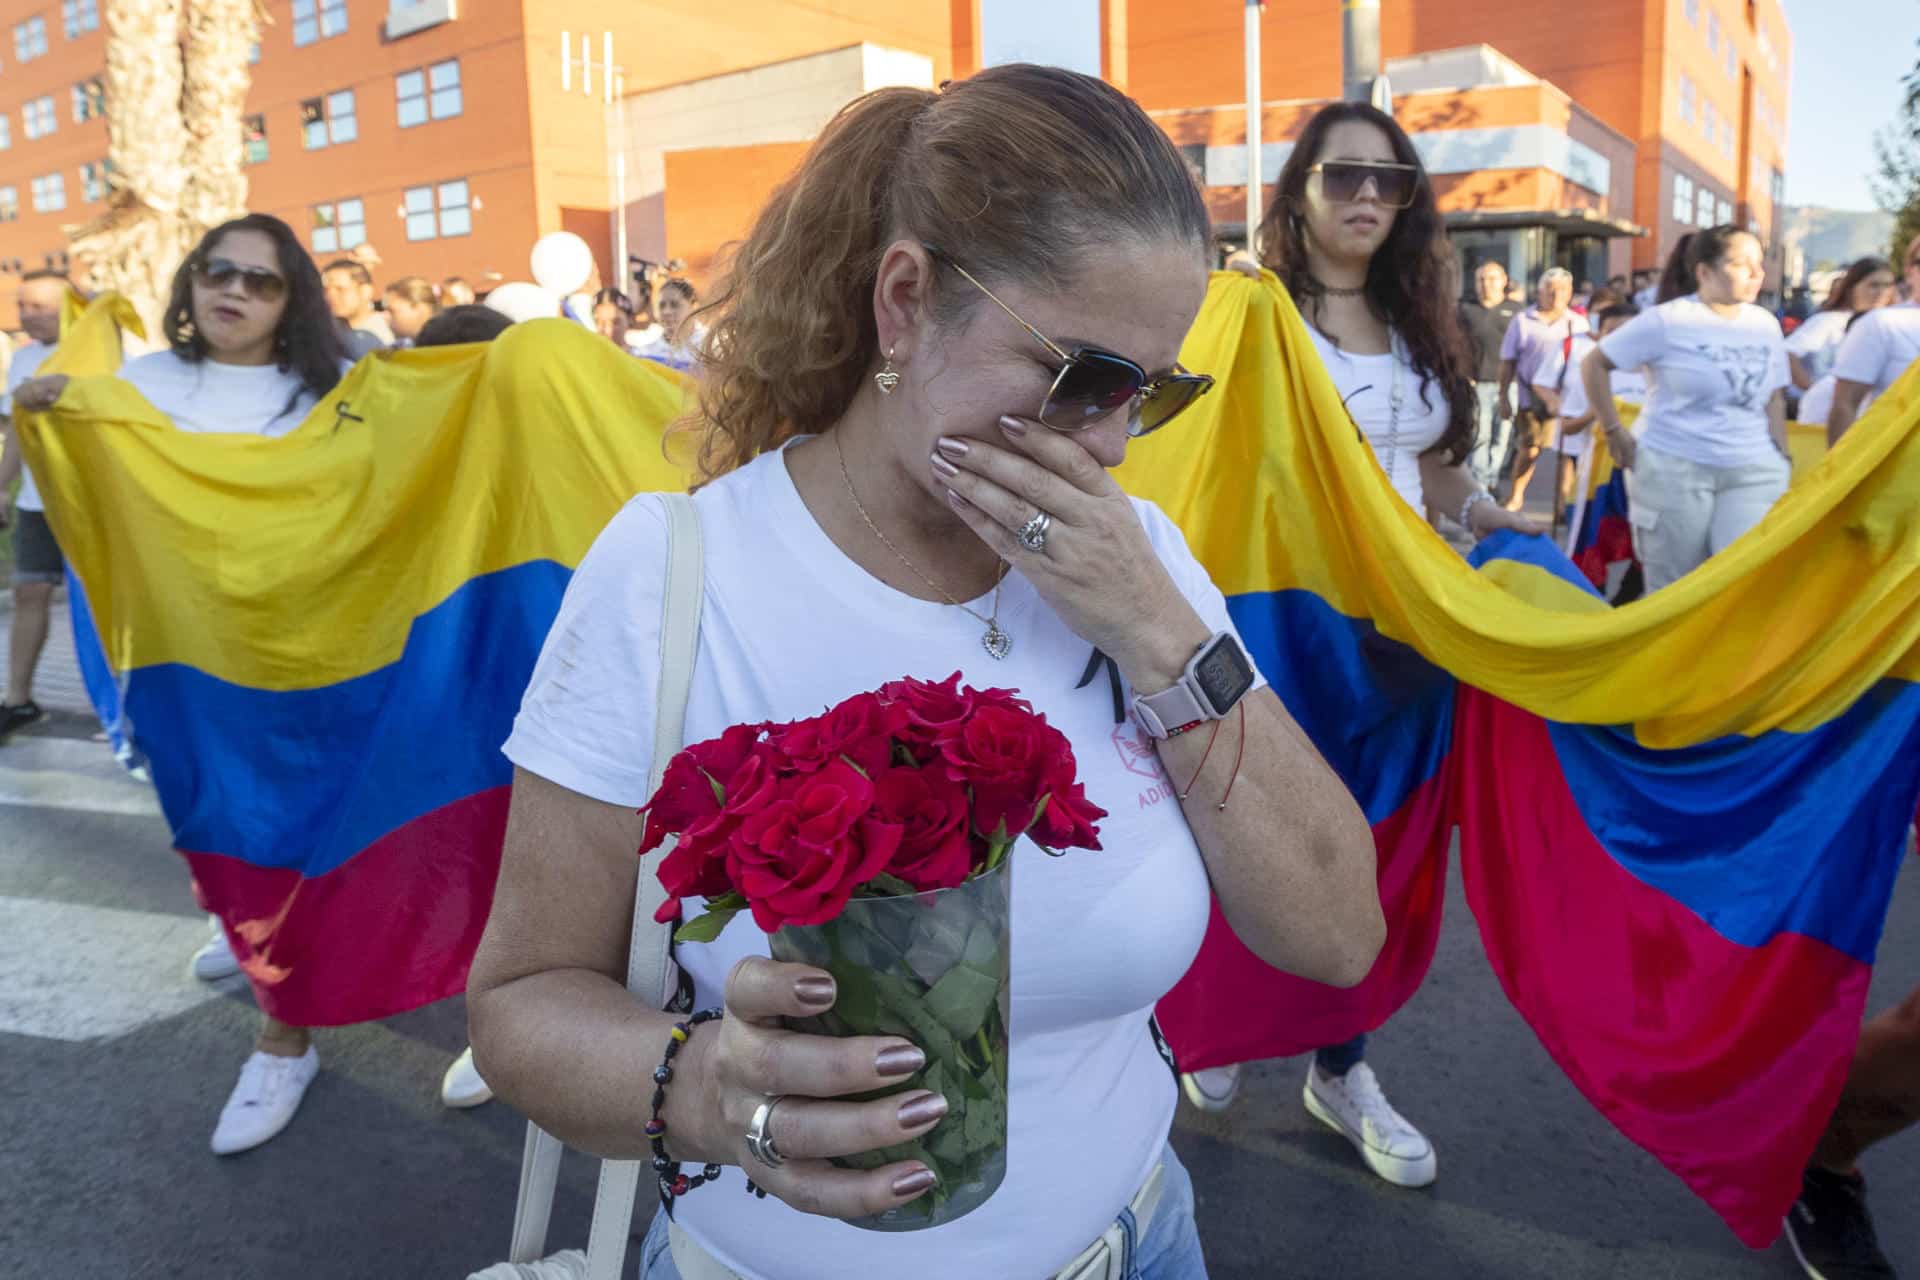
[1625,443,1789,593]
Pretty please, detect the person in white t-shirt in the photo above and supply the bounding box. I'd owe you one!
[15,214,384,1158]
[1828,233,1920,443]
[1531,302,1647,503]
[0,269,73,738]
[469,67,1384,1280]
[1784,257,1894,404]
[1580,226,1791,593]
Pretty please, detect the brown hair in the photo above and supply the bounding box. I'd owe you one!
[687,63,1210,480]
[384,274,440,311]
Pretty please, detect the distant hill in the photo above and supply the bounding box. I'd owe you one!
[1779,206,1896,274]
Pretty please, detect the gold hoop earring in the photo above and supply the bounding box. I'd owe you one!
[874,347,900,394]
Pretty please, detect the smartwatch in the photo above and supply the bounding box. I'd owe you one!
[1131,631,1257,739]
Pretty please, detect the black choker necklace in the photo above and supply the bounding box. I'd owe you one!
[1312,278,1367,298]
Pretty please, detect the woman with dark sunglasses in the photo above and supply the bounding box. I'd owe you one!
[469,65,1383,1280]
[13,214,363,1156]
[1203,101,1540,1187]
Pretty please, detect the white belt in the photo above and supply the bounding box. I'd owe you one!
[667,1160,1169,1280]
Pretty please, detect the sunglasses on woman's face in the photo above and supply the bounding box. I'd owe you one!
[1307,160,1420,210]
[193,257,288,303]
[925,247,1215,438]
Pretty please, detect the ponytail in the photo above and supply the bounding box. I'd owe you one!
[688,88,932,481]
[685,65,1211,482]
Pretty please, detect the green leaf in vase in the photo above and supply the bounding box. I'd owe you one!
[673,905,742,945]
[902,912,972,986]
[863,873,918,897]
[924,957,1002,1042]
[961,1087,1006,1156]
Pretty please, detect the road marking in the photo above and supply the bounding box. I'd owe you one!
[0,896,227,1041]
[0,736,160,817]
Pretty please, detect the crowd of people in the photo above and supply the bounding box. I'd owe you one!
[0,61,1916,1280]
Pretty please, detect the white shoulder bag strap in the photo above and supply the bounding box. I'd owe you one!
[506,492,705,1278]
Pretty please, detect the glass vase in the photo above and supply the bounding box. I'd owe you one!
[768,858,1012,1231]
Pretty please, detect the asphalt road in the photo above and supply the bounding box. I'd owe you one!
[3,713,1916,1280]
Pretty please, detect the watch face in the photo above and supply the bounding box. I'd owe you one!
[1195,635,1256,713]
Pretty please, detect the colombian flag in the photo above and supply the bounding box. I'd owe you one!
[20,301,689,1026]
[1131,274,1920,1248]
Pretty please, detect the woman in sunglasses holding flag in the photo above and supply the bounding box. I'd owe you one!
[1200,103,1540,1184]
[13,213,354,1154]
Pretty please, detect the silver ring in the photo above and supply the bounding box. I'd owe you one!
[1016,509,1053,553]
[744,1095,787,1169]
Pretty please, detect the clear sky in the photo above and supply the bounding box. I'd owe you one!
[980,1,1914,212]
[1781,0,1916,210]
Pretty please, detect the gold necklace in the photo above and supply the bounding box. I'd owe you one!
[833,432,1012,659]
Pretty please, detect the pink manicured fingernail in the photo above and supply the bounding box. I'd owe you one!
[946,488,970,508]
[998,415,1029,436]
[875,1044,925,1077]
[934,436,969,457]
[896,1091,948,1129]
[930,453,960,478]
[794,976,836,1007]
[891,1168,937,1197]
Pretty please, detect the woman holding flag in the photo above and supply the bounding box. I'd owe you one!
[1203,102,1539,1187]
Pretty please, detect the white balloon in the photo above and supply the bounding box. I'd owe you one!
[484,281,560,324]
[529,231,596,296]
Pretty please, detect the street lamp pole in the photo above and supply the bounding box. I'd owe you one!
[1244,0,1263,253]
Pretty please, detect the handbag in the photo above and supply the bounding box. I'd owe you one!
[470,492,705,1280]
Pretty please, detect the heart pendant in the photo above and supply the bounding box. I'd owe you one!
[981,622,1011,660]
[874,369,901,394]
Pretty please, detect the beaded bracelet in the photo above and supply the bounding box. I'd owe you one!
[647,1008,725,1216]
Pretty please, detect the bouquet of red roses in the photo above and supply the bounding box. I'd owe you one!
[637,672,1106,1229]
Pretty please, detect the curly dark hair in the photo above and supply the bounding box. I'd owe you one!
[1256,103,1475,464]
[163,213,345,412]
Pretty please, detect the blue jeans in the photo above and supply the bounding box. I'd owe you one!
[1314,1034,1367,1077]
[1467,381,1510,492]
[637,1143,1208,1279]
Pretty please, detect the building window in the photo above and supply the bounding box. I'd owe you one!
[301,90,357,148]
[31,172,66,213]
[23,95,58,140]
[79,159,107,202]
[13,15,48,61]
[0,114,11,150]
[1770,167,1786,207]
[292,0,348,47]
[1706,11,1720,54]
[311,198,366,253]
[0,186,15,222]
[1678,74,1696,126]
[72,77,105,122]
[1673,173,1695,224]
[396,58,462,127]
[62,0,98,38]
[403,178,470,241]
[248,41,260,63]
[1723,125,1736,161]
[1685,0,1699,24]
[1715,197,1733,225]
[1725,41,1736,79]
[1695,186,1715,226]
[1703,101,1717,147]
[243,113,268,164]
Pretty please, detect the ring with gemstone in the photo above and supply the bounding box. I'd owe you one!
[1017,510,1053,553]
[744,1095,787,1168]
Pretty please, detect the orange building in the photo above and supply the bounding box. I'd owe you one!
[0,0,1789,325]
[0,0,961,323]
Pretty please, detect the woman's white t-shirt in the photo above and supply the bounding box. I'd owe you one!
[503,443,1262,1279]
[1597,295,1789,470]
[1304,324,1449,513]
[1783,308,1852,387]
[118,350,323,436]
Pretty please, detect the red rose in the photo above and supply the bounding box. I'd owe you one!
[1028,756,1107,851]
[722,761,904,931]
[871,766,977,891]
[639,722,770,855]
[767,692,905,776]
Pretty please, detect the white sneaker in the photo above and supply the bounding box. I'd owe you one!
[1302,1061,1437,1188]
[1180,1064,1242,1113]
[189,915,242,982]
[211,1047,319,1155]
[440,1046,493,1109]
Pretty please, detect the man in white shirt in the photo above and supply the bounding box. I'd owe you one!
[1497,267,1581,510]
[0,270,71,737]
[1828,234,1920,443]
[321,260,394,359]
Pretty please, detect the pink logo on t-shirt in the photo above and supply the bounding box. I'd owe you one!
[1113,719,1167,782]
